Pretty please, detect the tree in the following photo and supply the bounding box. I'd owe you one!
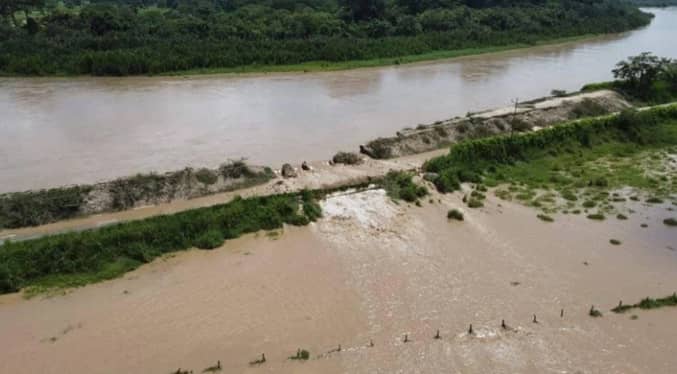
[339,0,386,21]
[612,52,672,96]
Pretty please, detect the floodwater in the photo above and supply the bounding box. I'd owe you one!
[1,190,675,373]
[1,8,677,193]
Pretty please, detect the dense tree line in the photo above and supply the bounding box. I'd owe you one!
[0,0,652,75]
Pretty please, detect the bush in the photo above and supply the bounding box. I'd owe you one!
[332,152,362,165]
[467,199,483,208]
[587,213,606,220]
[663,217,677,226]
[383,171,427,203]
[195,168,218,185]
[447,209,464,221]
[537,214,554,222]
[609,239,622,245]
[289,349,310,360]
[194,229,224,249]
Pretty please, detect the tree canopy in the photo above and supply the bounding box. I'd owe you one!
[0,0,653,76]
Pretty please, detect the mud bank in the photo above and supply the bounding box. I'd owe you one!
[0,161,272,229]
[360,90,631,159]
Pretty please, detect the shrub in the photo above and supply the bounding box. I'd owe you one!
[616,213,628,220]
[663,217,677,226]
[467,199,483,208]
[589,306,603,317]
[195,168,218,185]
[194,229,224,249]
[609,239,622,245]
[383,171,427,203]
[646,197,663,203]
[332,152,362,165]
[587,213,605,220]
[289,349,310,360]
[447,209,464,221]
[537,214,554,222]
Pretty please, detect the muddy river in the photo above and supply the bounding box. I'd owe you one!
[1,7,677,193]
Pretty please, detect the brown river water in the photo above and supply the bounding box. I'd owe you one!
[1,8,677,193]
[1,189,675,373]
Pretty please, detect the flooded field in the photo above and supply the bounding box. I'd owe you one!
[1,8,677,193]
[1,189,675,373]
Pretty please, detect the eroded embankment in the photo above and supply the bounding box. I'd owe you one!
[360,90,631,159]
[0,161,272,230]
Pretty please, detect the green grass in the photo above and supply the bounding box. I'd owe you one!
[424,105,677,215]
[612,293,677,313]
[0,191,322,295]
[161,35,598,77]
[383,171,428,203]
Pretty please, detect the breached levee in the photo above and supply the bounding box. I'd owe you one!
[0,161,273,229]
[360,90,631,159]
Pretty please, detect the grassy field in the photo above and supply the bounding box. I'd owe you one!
[425,105,677,216]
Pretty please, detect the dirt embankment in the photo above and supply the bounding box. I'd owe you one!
[360,90,631,159]
[0,161,272,230]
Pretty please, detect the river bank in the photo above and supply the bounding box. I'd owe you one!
[160,35,600,77]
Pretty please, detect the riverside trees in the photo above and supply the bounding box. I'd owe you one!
[0,0,652,75]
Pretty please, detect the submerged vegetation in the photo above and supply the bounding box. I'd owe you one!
[612,293,677,313]
[0,191,321,294]
[0,0,651,76]
[447,209,464,221]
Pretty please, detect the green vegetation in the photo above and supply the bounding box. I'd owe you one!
[0,161,273,229]
[289,349,310,361]
[537,214,554,222]
[616,213,628,220]
[447,208,464,221]
[0,0,651,76]
[0,185,91,229]
[587,213,605,220]
[609,238,621,245]
[589,305,602,317]
[383,170,427,203]
[0,191,321,294]
[664,217,677,226]
[584,53,677,104]
[612,293,677,313]
[194,229,225,249]
[424,104,677,215]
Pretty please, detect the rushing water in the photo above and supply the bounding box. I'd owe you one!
[1,8,676,193]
